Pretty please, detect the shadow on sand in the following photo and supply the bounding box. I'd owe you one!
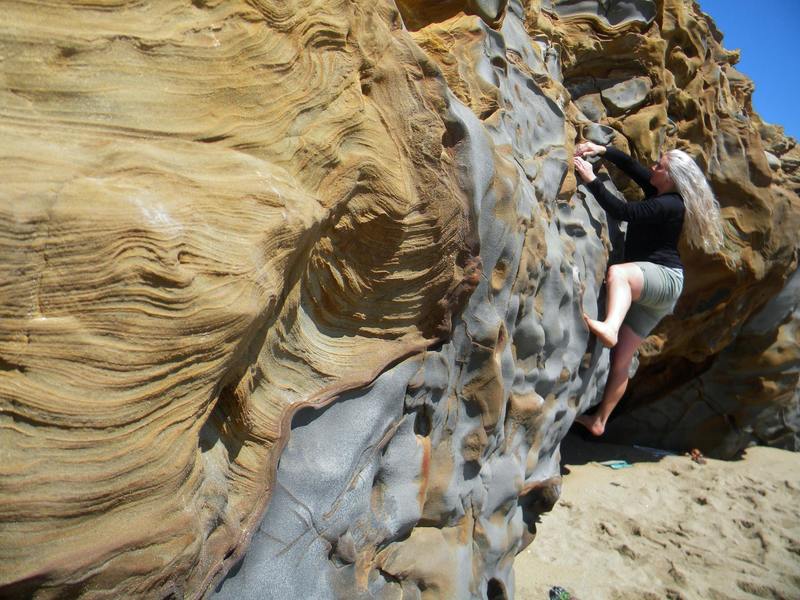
[560,430,677,473]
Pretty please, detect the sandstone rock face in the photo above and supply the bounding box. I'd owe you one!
[1,1,798,598]
[1,1,473,595]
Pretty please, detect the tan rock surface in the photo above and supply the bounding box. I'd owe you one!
[1,1,472,595]
[1,0,798,597]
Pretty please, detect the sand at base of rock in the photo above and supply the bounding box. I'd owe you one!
[514,434,800,600]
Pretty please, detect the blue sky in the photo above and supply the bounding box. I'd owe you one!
[696,0,800,140]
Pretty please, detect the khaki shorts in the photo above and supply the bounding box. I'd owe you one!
[623,261,684,338]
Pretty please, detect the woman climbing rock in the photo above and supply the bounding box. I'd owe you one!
[572,140,724,436]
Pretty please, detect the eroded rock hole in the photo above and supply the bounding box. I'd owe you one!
[487,578,507,600]
[413,405,433,437]
[463,460,480,480]
[199,377,249,460]
[442,118,466,148]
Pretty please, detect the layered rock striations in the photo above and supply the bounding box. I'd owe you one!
[1,0,798,598]
[1,1,474,595]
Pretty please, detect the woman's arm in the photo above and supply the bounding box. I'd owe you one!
[575,141,657,196]
[573,155,678,223]
[602,147,658,197]
[585,178,672,222]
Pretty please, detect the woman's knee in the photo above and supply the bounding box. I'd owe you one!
[607,263,644,299]
[607,264,633,288]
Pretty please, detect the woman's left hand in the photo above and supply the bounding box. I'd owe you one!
[573,156,597,183]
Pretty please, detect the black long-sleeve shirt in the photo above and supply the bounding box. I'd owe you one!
[586,147,685,270]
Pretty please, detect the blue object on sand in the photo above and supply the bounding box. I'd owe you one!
[633,444,675,457]
[598,459,632,469]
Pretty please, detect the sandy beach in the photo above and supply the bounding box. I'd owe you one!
[514,434,800,600]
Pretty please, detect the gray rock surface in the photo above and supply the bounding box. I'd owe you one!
[601,77,652,115]
[2,0,799,597]
[214,0,800,595]
[214,2,614,596]
[543,0,657,26]
[575,93,607,122]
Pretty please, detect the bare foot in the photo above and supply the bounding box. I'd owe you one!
[575,413,606,436]
[583,313,618,348]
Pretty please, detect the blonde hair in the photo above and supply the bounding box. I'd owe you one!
[665,149,724,253]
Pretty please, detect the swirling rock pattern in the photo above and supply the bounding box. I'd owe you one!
[1,0,472,596]
[1,0,798,598]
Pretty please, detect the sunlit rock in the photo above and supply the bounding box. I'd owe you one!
[1,0,798,597]
[600,77,652,115]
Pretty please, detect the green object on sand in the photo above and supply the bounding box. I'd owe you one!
[548,586,572,600]
[598,459,632,469]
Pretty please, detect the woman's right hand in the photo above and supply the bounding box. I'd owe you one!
[573,157,597,183]
[574,141,606,158]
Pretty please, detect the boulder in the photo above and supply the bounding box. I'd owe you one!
[1,0,797,597]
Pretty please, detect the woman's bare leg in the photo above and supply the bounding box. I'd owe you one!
[584,263,645,348]
[576,325,643,436]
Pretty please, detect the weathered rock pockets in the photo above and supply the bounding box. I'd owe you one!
[0,0,797,598]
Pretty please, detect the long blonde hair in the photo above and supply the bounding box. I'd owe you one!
[666,149,724,253]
